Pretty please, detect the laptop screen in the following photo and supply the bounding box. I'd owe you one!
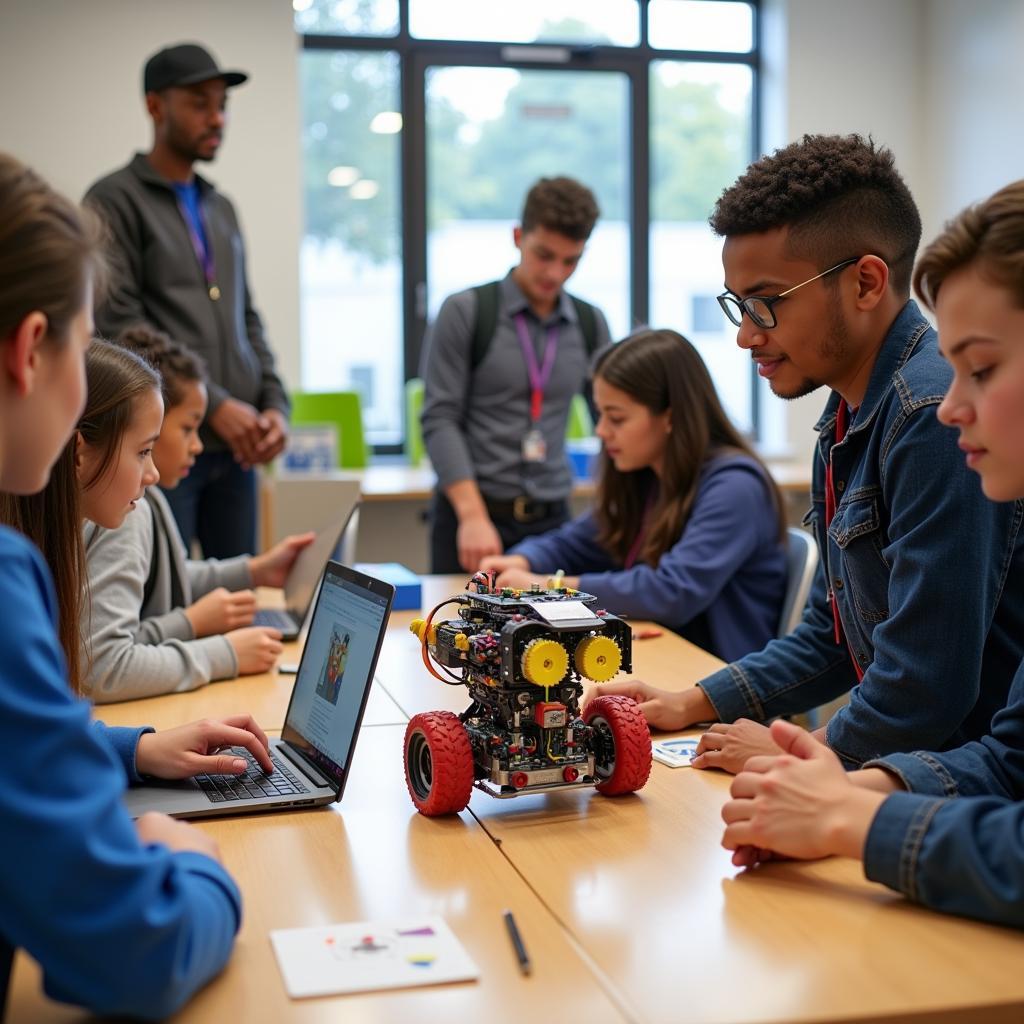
[280,561,394,792]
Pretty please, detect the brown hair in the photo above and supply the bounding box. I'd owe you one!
[710,134,922,296]
[521,176,600,241]
[593,329,785,567]
[0,340,162,693]
[117,323,206,407]
[914,179,1024,312]
[0,152,106,343]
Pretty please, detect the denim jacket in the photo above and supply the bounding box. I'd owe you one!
[700,301,1024,767]
[860,657,1024,927]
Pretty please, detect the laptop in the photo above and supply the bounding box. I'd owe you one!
[254,479,361,640]
[123,561,395,820]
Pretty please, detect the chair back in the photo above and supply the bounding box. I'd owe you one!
[779,526,818,637]
[290,391,368,468]
[405,378,426,466]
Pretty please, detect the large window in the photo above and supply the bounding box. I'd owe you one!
[297,0,760,450]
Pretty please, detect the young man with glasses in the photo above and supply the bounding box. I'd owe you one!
[591,133,1024,773]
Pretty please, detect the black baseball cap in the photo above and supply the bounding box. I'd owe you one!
[143,43,248,94]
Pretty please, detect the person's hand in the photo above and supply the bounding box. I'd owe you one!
[456,514,503,572]
[135,714,274,779]
[253,408,289,464]
[692,719,783,775]
[136,811,222,862]
[184,586,257,637]
[226,626,284,675]
[494,567,550,590]
[249,531,316,588]
[479,554,529,574]
[583,680,715,731]
[721,719,887,866]
[208,398,264,467]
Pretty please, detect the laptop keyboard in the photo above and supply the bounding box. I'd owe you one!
[195,747,312,803]
[254,608,295,631]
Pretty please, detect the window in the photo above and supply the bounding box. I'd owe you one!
[297,0,760,452]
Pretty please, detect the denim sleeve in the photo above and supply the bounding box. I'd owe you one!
[575,466,778,625]
[867,659,1024,800]
[826,403,1021,765]
[509,510,617,576]
[699,552,857,724]
[1,539,242,1019]
[865,790,1024,928]
[420,292,477,490]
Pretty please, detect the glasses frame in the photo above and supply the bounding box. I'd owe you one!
[717,256,861,330]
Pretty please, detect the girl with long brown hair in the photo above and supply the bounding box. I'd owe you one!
[483,328,787,661]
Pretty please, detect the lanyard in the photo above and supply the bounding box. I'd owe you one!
[513,312,559,423]
[174,191,219,300]
[624,487,657,569]
[824,400,864,681]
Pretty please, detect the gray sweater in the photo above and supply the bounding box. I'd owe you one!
[82,488,252,703]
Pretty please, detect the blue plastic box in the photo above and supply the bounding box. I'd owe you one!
[354,562,422,611]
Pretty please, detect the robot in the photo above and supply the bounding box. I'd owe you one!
[403,571,652,816]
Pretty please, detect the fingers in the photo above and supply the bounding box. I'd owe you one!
[721,820,758,851]
[203,723,275,774]
[742,754,780,774]
[219,713,272,758]
[770,719,821,760]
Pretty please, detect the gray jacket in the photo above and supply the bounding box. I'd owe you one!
[85,154,289,450]
[82,488,251,702]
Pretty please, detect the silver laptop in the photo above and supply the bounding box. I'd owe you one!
[123,561,395,819]
[254,480,361,640]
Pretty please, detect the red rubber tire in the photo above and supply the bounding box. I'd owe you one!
[583,695,652,796]
[404,711,475,816]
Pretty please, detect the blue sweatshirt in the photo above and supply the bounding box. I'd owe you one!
[0,526,241,1019]
[509,455,787,661]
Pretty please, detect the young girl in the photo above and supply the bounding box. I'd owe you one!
[482,328,788,662]
[721,179,1024,929]
[0,152,272,1017]
[79,325,311,702]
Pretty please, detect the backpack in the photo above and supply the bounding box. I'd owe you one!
[469,280,599,370]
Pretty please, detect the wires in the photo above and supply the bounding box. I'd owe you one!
[418,598,465,685]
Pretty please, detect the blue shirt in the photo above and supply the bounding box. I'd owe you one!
[0,526,241,1019]
[509,455,787,661]
[172,179,209,266]
[699,302,1024,766]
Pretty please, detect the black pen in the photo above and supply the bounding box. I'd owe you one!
[503,909,531,976]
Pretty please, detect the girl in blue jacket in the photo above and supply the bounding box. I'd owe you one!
[720,178,1024,929]
[482,328,788,661]
[0,153,272,1018]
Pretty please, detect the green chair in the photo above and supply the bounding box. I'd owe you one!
[290,391,368,469]
[566,393,594,439]
[405,377,426,466]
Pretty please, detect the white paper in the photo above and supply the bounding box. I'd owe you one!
[651,738,700,768]
[526,598,600,623]
[270,916,479,998]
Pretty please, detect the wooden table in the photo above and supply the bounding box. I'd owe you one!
[11,576,1024,1023]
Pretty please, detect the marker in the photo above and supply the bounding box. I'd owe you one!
[502,910,531,976]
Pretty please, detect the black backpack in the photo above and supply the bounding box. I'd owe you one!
[469,280,599,370]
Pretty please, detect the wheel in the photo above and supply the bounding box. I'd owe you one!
[404,711,475,816]
[583,695,652,796]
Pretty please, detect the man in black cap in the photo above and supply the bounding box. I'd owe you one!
[85,42,290,558]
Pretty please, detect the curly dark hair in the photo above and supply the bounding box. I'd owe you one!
[521,176,600,241]
[710,134,922,296]
[117,323,206,407]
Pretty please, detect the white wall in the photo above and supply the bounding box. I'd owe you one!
[2,0,1022,465]
[0,0,303,388]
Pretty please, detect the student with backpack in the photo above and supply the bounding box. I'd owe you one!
[420,176,612,573]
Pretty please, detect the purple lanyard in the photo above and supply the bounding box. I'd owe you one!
[513,312,559,423]
[174,195,217,292]
[623,488,657,569]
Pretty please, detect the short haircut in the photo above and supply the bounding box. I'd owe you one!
[710,134,922,296]
[914,179,1024,312]
[521,176,600,241]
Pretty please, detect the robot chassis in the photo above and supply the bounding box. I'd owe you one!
[403,572,652,816]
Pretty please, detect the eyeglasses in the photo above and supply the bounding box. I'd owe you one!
[717,257,861,330]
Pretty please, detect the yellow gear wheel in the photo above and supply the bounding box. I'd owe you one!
[574,635,622,682]
[521,638,569,686]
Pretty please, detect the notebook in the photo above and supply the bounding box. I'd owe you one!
[122,561,394,819]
